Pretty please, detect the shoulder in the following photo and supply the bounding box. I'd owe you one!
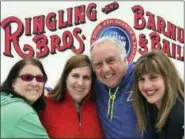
[168,99,184,123]
[83,100,98,113]
[163,99,184,138]
[12,112,48,138]
[126,62,135,73]
[44,97,58,107]
[2,100,36,121]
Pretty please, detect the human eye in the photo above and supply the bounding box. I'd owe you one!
[94,62,102,69]
[83,75,91,80]
[107,57,115,64]
[150,74,158,80]
[72,74,79,78]
[138,77,144,82]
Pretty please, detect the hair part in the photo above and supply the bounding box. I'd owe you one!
[133,50,184,133]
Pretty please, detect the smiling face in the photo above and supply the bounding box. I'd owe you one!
[13,64,45,104]
[91,40,126,88]
[138,73,165,109]
[66,66,92,103]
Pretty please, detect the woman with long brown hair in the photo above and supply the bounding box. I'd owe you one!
[133,51,184,138]
[40,54,103,138]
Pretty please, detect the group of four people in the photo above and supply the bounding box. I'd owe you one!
[1,37,184,138]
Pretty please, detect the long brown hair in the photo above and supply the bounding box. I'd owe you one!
[133,50,184,133]
[49,54,96,102]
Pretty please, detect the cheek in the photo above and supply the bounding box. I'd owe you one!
[138,83,143,91]
[39,83,44,88]
[66,79,73,90]
[94,69,101,76]
[86,81,92,90]
[14,82,27,94]
[38,83,44,91]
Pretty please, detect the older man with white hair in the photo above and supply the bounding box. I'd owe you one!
[90,37,151,138]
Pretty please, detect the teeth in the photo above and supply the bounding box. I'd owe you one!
[75,88,83,91]
[27,90,38,93]
[146,91,155,96]
[104,74,113,79]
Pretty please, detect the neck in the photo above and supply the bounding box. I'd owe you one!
[155,101,162,110]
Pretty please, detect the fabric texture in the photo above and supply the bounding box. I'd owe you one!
[149,98,184,139]
[95,63,149,138]
[1,92,49,138]
[39,90,104,138]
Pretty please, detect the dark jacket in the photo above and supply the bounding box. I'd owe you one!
[149,98,184,139]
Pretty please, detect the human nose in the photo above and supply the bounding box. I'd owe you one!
[102,63,110,72]
[30,78,39,85]
[142,80,152,90]
[77,78,84,86]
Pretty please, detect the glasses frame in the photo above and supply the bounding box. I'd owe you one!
[18,74,46,82]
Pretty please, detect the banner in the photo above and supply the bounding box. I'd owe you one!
[1,1,184,88]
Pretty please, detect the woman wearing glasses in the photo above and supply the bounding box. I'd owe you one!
[1,58,49,138]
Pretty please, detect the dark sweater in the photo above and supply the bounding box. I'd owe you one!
[149,98,184,139]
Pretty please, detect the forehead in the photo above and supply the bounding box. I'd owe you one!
[19,64,42,74]
[69,66,91,75]
[91,41,118,62]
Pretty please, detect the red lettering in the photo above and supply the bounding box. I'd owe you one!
[33,15,45,35]
[74,5,85,25]
[1,16,34,58]
[33,34,49,58]
[25,18,32,36]
[162,39,171,56]
[146,11,156,31]
[138,34,148,55]
[150,32,161,50]
[132,5,146,30]
[87,3,97,21]
[46,12,57,31]
[177,27,184,43]
[72,27,85,53]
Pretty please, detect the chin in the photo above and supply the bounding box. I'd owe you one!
[147,100,156,104]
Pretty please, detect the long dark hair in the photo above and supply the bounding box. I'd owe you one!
[1,58,48,112]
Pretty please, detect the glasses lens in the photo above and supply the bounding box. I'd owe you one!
[35,75,45,82]
[20,74,34,81]
[19,74,45,82]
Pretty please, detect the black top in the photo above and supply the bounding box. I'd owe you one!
[148,98,184,139]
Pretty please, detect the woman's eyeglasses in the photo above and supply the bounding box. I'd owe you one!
[18,74,45,82]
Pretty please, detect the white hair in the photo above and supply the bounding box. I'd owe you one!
[90,37,127,62]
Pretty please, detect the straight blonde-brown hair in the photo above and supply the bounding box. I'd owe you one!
[133,50,184,133]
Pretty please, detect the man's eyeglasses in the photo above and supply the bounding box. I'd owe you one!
[18,74,45,82]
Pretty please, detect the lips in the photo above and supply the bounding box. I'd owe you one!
[103,73,115,80]
[145,90,156,96]
[74,87,84,92]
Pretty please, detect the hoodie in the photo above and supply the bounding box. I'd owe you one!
[1,92,49,138]
[95,63,150,138]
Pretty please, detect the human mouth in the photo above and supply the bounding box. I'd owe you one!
[74,87,84,92]
[27,89,39,93]
[146,90,156,96]
[104,73,115,80]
